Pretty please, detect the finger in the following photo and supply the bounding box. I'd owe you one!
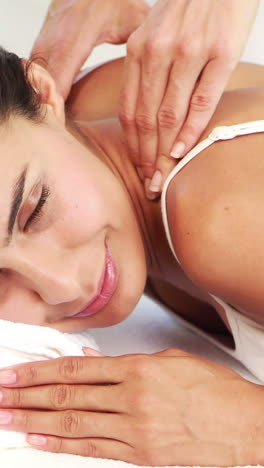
[0,355,125,387]
[136,49,171,179]
[151,59,203,193]
[0,409,128,441]
[27,433,134,463]
[82,346,105,356]
[0,382,122,412]
[119,42,141,167]
[171,58,233,159]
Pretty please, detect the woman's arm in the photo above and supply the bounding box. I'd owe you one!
[67,59,264,122]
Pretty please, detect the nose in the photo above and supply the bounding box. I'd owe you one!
[6,251,82,306]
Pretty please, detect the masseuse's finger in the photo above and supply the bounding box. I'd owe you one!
[119,38,142,168]
[0,382,122,412]
[170,58,234,159]
[135,48,171,181]
[0,355,125,387]
[31,5,97,99]
[146,56,205,195]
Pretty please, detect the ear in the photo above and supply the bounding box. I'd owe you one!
[22,58,65,125]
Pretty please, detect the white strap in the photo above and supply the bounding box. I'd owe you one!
[161,120,264,264]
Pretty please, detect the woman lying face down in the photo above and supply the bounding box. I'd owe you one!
[1,46,264,340]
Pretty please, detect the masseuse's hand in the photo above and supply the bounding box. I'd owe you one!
[0,348,261,466]
[119,0,259,196]
[31,0,150,100]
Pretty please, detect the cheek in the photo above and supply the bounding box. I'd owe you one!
[60,188,107,241]
[51,159,125,246]
[48,145,144,272]
[0,286,46,325]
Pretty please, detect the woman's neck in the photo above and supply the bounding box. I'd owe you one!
[68,117,177,282]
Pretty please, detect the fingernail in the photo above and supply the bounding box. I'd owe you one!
[144,177,159,200]
[149,170,162,193]
[0,370,17,385]
[144,178,156,200]
[0,410,12,425]
[170,141,186,159]
[82,347,104,357]
[27,434,47,446]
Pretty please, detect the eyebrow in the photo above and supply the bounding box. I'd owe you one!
[4,165,28,247]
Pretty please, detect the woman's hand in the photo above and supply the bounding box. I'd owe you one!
[0,347,262,466]
[119,0,259,197]
[31,0,150,100]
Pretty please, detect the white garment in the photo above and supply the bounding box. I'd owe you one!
[161,120,264,384]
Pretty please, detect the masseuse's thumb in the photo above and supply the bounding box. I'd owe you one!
[31,35,95,100]
[30,3,98,100]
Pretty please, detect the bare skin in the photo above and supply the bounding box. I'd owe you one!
[67,59,264,338]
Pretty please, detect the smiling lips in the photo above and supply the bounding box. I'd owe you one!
[73,244,118,318]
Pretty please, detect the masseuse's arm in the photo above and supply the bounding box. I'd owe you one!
[32,0,259,199]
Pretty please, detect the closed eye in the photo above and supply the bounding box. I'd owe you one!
[24,184,50,232]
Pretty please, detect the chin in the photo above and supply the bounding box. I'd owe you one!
[47,273,146,333]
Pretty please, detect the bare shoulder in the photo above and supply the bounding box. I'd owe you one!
[165,86,264,323]
[226,62,264,90]
[66,57,125,121]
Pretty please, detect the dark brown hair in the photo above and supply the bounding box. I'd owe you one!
[0,46,43,124]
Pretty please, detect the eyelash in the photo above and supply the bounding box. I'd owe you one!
[24,184,50,232]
